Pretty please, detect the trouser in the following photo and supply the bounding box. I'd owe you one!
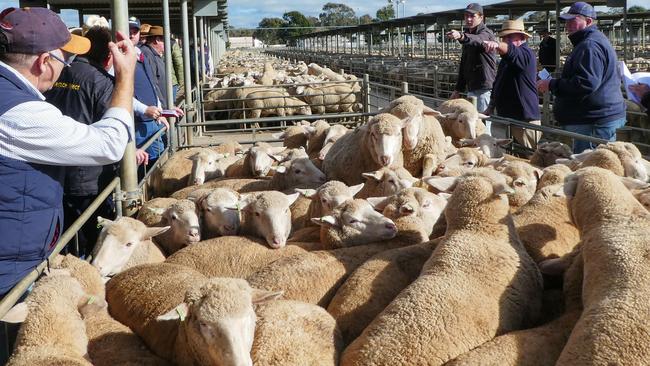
[63,194,114,258]
[468,89,492,135]
[492,119,542,150]
[563,117,627,153]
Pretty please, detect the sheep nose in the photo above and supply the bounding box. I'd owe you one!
[271,237,285,248]
[435,164,446,175]
[399,205,415,215]
[385,222,397,232]
[380,155,391,166]
[193,178,204,185]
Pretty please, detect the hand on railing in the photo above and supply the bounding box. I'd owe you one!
[135,149,149,166]
[173,106,185,117]
[145,106,162,119]
[157,116,170,130]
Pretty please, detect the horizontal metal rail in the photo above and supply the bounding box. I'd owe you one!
[180,112,372,127]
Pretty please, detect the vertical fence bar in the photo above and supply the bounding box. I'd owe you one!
[363,74,370,114]
[162,0,176,153]
[181,0,193,149]
[199,17,206,84]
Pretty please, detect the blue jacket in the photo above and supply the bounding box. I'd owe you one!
[550,26,625,125]
[490,42,540,121]
[134,53,165,160]
[0,67,64,297]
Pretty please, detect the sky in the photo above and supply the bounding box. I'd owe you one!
[0,0,646,29]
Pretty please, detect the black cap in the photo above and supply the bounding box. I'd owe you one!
[465,3,484,14]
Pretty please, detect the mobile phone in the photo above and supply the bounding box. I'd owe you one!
[161,109,179,118]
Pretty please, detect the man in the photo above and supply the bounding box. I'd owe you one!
[44,26,116,258]
[0,7,136,296]
[140,25,169,108]
[538,28,556,72]
[483,20,541,149]
[537,2,625,153]
[129,18,168,174]
[171,35,184,101]
[446,3,498,118]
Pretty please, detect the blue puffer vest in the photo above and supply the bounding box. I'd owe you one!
[0,65,64,297]
[134,55,165,160]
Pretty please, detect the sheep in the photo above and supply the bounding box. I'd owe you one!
[91,216,169,278]
[318,124,349,160]
[153,199,201,255]
[446,245,584,366]
[225,142,286,178]
[244,90,312,119]
[558,141,648,181]
[307,63,347,82]
[150,142,242,197]
[367,187,449,238]
[304,119,331,159]
[106,263,282,366]
[50,254,171,366]
[3,275,105,366]
[498,160,543,211]
[272,124,311,149]
[136,197,179,227]
[323,113,406,185]
[259,61,276,86]
[433,147,494,177]
[327,240,439,345]
[356,166,419,198]
[299,84,357,114]
[188,149,242,185]
[196,187,241,237]
[430,98,488,142]
[553,167,650,364]
[341,169,543,366]
[537,163,573,190]
[247,214,429,308]
[252,300,343,366]
[381,95,448,176]
[459,133,512,158]
[633,186,650,211]
[295,181,365,227]
[530,141,572,167]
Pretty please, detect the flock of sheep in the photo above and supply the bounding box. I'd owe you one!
[4,87,650,365]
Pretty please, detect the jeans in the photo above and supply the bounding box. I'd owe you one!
[468,89,492,135]
[172,85,179,102]
[563,117,627,153]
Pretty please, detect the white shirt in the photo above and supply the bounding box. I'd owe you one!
[0,61,134,166]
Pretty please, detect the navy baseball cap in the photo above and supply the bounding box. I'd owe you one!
[560,2,597,20]
[0,7,90,55]
[129,16,141,30]
[464,3,484,14]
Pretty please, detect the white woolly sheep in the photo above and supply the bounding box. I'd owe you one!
[197,187,241,237]
[530,141,572,167]
[295,181,365,228]
[188,149,241,186]
[318,124,350,160]
[152,199,201,255]
[430,98,488,142]
[304,120,331,159]
[498,160,543,211]
[356,166,419,198]
[244,90,312,119]
[272,124,311,149]
[432,147,494,177]
[459,133,512,158]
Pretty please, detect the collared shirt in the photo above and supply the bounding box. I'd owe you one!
[0,60,134,166]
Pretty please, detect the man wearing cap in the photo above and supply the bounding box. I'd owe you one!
[483,20,541,149]
[0,7,136,296]
[446,3,498,121]
[538,28,556,72]
[537,2,625,153]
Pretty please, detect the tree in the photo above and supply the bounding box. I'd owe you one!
[628,5,647,13]
[307,16,320,27]
[282,11,312,45]
[376,4,395,21]
[359,14,373,24]
[253,17,285,45]
[319,2,357,26]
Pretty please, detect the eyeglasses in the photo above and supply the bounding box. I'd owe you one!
[48,51,76,68]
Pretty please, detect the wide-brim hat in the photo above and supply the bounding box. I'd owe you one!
[497,19,531,38]
[145,25,163,37]
[140,23,151,35]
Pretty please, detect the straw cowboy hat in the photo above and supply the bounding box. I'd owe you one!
[145,25,164,37]
[498,19,531,38]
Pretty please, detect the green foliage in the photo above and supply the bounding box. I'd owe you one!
[628,5,647,13]
[319,2,358,26]
[359,14,374,24]
[253,17,285,45]
[376,4,395,21]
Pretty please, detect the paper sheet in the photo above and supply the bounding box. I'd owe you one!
[619,61,650,105]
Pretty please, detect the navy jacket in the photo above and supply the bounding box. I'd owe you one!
[550,26,625,125]
[642,92,650,118]
[0,67,64,296]
[538,36,557,71]
[455,23,498,92]
[45,57,116,196]
[140,44,169,108]
[490,42,540,121]
[134,52,165,160]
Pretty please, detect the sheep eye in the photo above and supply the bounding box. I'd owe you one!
[321,198,327,203]
[125,242,133,247]
[172,214,179,220]
[515,181,526,187]
[294,169,302,174]
[464,162,475,167]
[348,218,359,224]
[255,212,261,217]
[388,179,396,184]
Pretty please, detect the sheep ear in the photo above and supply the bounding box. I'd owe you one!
[555,158,574,166]
[304,125,317,135]
[437,192,452,200]
[477,113,490,120]
[157,303,189,322]
[251,289,283,304]
[362,170,384,182]
[538,257,569,276]
[285,192,300,206]
[570,150,593,162]
[366,197,389,211]
[311,215,339,227]
[295,188,317,198]
[1,302,28,323]
[147,207,167,216]
[97,216,114,229]
[533,168,544,181]
[271,165,287,174]
[554,174,578,198]
[422,105,439,116]
[496,138,513,146]
[349,183,365,197]
[422,176,458,193]
[142,226,171,240]
[458,138,476,147]
[186,152,200,161]
[269,146,287,155]
[620,177,650,190]
[272,132,286,140]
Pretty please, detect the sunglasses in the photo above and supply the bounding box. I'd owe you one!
[48,51,76,68]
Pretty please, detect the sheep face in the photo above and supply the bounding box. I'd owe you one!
[367,116,403,167]
[531,141,572,167]
[459,134,512,158]
[313,199,398,244]
[91,217,169,278]
[237,192,300,249]
[362,167,417,196]
[201,189,241,236]
[435,148,487,176]
[188,150,226,186]
[274,157,326,188]
[302,181,364,215]
[318,125,348,160]
[370,188,449,230]
[163,200,201,246]
[249,145,284,177]
[157,279,282,366]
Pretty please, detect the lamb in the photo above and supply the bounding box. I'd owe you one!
[247,214,429,308]
[244,90,312,119]
[323,113,406,185]
[225,142,286,178]
[498,160,543,211]
[536,163,573,190]
[530,141,572,167]
[252,300,343,366]
[3,275,105,366]
[553,167,650,364]
[558,141,648,181]
[459,133,512,158]
[431,98,488,141]
[272,124,311,149]
[106,263,282,366]
[299,84,357,114]
[91,216,169,278]
[136,197,179,227]
[382,95,448,176]
[152,199,201,255]
[433,147,494,177]
[305,119,331,159]
[197,187,241,237]
[318,124,350,160]
[188,149,242,185]
[327,240,439,345]
[307,63,347,82]
[341,169,543,366]
[295,181,365,228]
[259,61,276,86]
[356,166,419,198]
